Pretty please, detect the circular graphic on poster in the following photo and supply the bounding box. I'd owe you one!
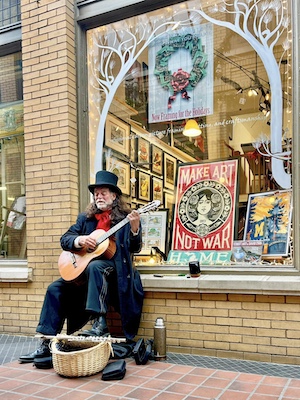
[178,180,232,237]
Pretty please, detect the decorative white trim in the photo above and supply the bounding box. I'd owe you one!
[0,263,32,282]
[141,273,300,296]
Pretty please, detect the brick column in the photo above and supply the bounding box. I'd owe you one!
[21,0,78,313]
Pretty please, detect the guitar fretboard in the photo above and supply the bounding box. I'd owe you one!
[94,200,159,246]
[96,216,130,245]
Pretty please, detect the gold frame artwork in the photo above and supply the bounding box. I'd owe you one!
[164,153,176,190]
[152,176,163,204]
[105,114,130,157]
[151,144,163,175]
[137,171,151,201]
[106,157,130,195]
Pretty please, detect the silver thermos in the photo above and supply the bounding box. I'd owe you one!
[153,317,166,361]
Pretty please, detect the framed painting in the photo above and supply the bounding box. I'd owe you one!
[106,157,130,196]
[138,209,169,255]
[137,171,151,201]
[151,145,163,175]
[105,114,130,157]
[171,159,239,252]
[243,190,292,258]
[164,153,176,189]
[152,176,163,205]
[137,137,150,167]
[231,240,264,263]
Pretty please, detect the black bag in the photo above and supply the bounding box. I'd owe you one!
[101,360,126,381]
[132,338,152,365]
[111,341,135,359]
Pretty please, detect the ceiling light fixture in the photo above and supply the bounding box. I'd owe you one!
[182,119,202,137]
[248,88,258,96]
[259,94,271,117]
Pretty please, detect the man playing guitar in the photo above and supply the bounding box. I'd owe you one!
[19,170,144,368]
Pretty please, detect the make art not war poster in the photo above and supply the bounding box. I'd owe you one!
[148,24,214,123]
[171,160,239,252]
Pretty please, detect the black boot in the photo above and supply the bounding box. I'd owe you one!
[80,315,109,337]
[19,339,52,367]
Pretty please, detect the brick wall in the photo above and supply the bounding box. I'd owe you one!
[136,292,300,365]
[87,291,300,365]
[0,53,19,102]
[1,0,79,334]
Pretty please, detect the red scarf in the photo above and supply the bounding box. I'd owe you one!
[95,210,111,231]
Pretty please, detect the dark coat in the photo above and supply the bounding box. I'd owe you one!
[60,212,144,339]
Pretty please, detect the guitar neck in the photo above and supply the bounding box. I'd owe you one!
[95,200,160,246]
[96,216,130,245]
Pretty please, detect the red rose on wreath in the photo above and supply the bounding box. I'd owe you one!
[168,68,191,108]
[171,68,190,91]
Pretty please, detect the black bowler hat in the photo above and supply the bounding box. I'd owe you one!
[88,170,122,195]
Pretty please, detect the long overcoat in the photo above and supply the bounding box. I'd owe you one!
[60,212,144,339]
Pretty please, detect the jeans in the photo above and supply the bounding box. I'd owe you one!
[36,258,116,335]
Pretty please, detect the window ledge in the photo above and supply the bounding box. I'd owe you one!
[139,264,300,295]
[0,261,31,282]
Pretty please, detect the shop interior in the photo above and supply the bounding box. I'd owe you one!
[87,1,293,266]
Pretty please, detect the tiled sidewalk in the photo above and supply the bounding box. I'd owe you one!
[1,358,300,399]
[1,334,300,399]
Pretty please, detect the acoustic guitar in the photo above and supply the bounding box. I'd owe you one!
[58,200,160,281]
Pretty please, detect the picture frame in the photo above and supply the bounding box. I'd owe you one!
[105,114,130,157]
[137,171,151,201]
[171,159,239,252]
[164,153,176,189]
[151,145,163,175]
[106,157,130,195]
[231,240,264,263]
[138,209,169,255]
[152,177,163,205]
[137,137,150,167]
[243,190,292,258]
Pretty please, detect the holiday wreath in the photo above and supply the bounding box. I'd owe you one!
[154,33,208,109]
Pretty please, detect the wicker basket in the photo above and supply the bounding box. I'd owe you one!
[51,338,112,377]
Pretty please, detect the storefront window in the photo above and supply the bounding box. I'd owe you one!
[0,50,25,259]
[87,0,292,267]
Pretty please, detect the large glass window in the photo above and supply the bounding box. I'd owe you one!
[0,0,21,28]
[87,0,293,267]
[0,50,25,259]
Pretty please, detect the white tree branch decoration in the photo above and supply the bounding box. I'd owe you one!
[89,0,291,188]
[192,0,291,189]
[89,16,184,176]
